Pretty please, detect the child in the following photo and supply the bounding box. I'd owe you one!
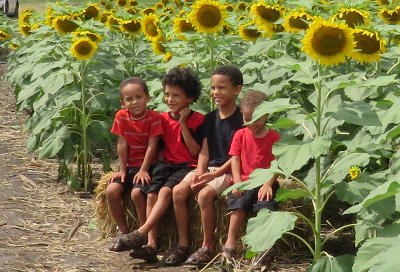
[222,90,280,262]
[168,65,244,266]
[106,77,163,256]
[111,67,204,263]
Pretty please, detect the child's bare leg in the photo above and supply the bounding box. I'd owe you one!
[172,182,193,247]
[198,186,217,251]
[131,188,146,226]
[138,186,172,235]
[106,182,129,233]
[224,209,246,249]
[146,192,158,248]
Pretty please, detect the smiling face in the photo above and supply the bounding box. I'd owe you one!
[164,84,193,114]
[242,105,268,137]
[120,83,150,118]
[210,74,240,109]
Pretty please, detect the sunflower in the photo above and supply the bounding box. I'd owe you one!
[73,30,103,43]
[8,43,19,50]
[155,2,164,10]
[0,30,11,40]
[116,0,128,7]
[226,4,234,12]
[83,4,101,20]
[238,23,262,41]
[377,0,389,5]
[222,24,232,34]
[143,7,156,15]
[70,37,98,61]
[100,10,112,23]
[142,14,163,42]
[189,0,227,33]
[129,0,138,6]
[120,19,141,34]
[45,7,54,26]
[162,52,172,62]
[250,2,285,31]
[126,7,137,14]
[106,15,121,31]
[379,7,400,24]
[53,15,79,34]
[348,165,361,180]
[19,23,39,36]
[173,17,195,34]
[333,8,369,28]
[351,29,386,63]
[19,8,33,25]
[283,11,314,32]
[236,2,247,11]
[302,19,354,66]
[151,42,166,55]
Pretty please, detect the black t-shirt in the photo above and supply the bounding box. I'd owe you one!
[201,107,243,167]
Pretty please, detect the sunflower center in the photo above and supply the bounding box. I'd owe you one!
[76,41,92,56]
[256,6,280,23]
[382,9,400,22]
[124,21,141,33]
[341,11,365,28]
[290,15,309,30]
[84,6,99,20]
[58,19,79,33]
[312,27,346,56]
[146,22,159,36]
[244,28,261,38]
[180,20,195,32]
[197,5,221,28]
[354,33,380,54]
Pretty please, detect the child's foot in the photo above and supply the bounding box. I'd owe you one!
[221,246,236,260]
[129,245,158,263]
[185,247,214,265]
[164,245,190,266]
[108,232,126,251]
[109,230,147,252]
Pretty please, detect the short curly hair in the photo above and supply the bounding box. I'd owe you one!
[240,90,268,109]
[212,65,243,86]
[120,77,149,95]
[162,67,202,102]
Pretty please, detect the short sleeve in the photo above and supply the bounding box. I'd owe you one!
[189,112,205,145]
[271,130,281,144]
[110,110,124,137]
[149,111,163,137]
[228,129,243,157]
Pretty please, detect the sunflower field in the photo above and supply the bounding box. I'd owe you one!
[1,0,400,270]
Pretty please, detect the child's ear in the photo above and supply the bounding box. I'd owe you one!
[234,85,242,96]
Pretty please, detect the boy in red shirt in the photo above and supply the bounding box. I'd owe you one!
[107,78,163,253]
[222,90,280,260]
[111,67,204,262]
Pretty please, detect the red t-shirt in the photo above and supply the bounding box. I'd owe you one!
[111,109,163,167]
[229,127,280,181]
[160,111,204,166]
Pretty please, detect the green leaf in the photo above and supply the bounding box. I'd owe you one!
[361,75,397,87]
[324,152,370,184]
[274,136,331,176]
[244,209,297,252]
[332,101,382,127]
[308,254,354,272]
[275,188,310,202]
[223,162,282,194]
[268,118,298,129]
[353,236,400,272]
[39,126,69,158]
[343,181,400,215]
[248,99,300,125]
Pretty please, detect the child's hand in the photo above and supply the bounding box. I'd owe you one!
[191,172,214,190]
[232,189,244,198]
[110,171,126,183]
[133,170,151,185]
[178,107,191,123]
[258,183,273,201]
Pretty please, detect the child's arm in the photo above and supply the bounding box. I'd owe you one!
[258,174,279,201]
[231,155,244,198]
[111,136,128,182]
[193,156,233,190]
[133,136,159,185]
[190,138,209,189]
[179,108,201,158]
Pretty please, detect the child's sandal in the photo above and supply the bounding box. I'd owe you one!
[129,245,158,263]
[185,247,214,265]
[111,230,147,252]
[164,245,190,266]
[221,246,236,260]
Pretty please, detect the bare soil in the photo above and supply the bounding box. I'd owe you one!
[0,63,311,272]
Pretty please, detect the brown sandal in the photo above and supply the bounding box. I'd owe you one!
[129,245,158,263]
[164,245,190,266]
[221,246,236,259]
[110,230,147,252]
[185,247,214,265]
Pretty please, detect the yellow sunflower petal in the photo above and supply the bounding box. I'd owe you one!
[142,14,164,42]
[53,15,79,35]
[349,165,361,180]
[83,4,101,21]
[333,8,370,28]
[351,29,386,63]
[302,18,354,66]
[151,42,166,55]
[70,37,98,61]
[283,11,314,33]
[0,30,12,40]
[250,2,285,30]
[189,0,227,34]
[238,23,262,41]
[379,7,400,24]
[73,30,103,43]
[120,19,141,34]
[173,17,195,34]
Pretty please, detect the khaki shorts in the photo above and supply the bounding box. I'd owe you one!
[182,167,233,194]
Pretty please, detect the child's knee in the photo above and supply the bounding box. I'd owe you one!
[105,183,122,200]
[147,192,158,203]
[172,183,190,203]
[198,187,216,208]
[131,188,144,201]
